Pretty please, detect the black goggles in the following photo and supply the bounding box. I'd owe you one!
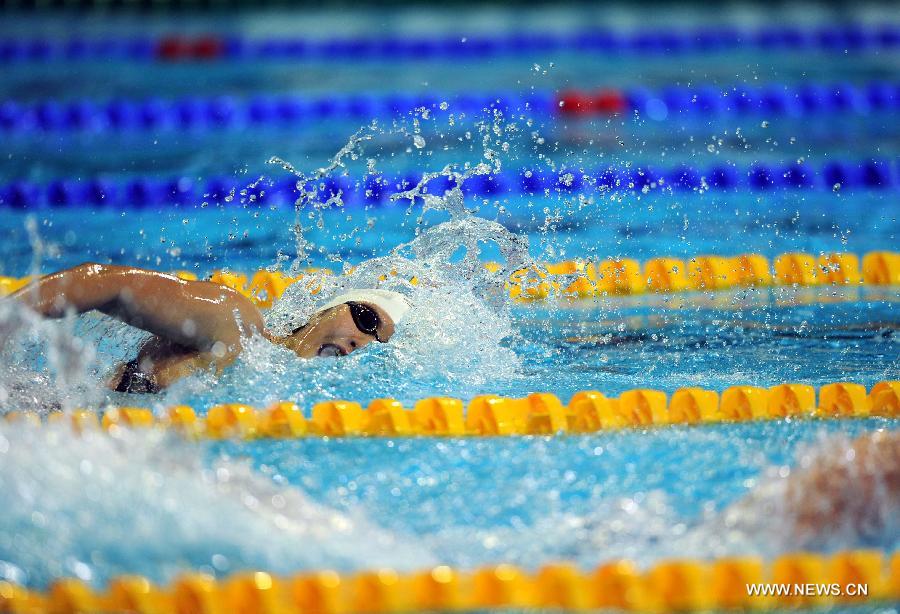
[346,301,384,342]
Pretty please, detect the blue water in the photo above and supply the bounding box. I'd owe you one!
[0,4,898,605]
[60,286,894,410]
[1,417,897,589]
[2,192,898,275]
[226,419,895,553]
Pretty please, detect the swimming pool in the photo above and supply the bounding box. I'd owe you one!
[0,3,899,612]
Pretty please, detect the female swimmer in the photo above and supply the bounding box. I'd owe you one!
[10,263,409,393]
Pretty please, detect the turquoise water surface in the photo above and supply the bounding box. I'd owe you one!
[0,4,897,604]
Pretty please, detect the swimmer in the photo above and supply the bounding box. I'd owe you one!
[781,430,899,545]
[9,263,410,393]
[715,430,899,549]
[570,431,899,557]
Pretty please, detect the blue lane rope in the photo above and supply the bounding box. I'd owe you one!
[0,92,552,133]
[1,159,895,209]
[0,82,897,135]
[0,24,899,64]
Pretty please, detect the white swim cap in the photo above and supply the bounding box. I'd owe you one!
[317,289,411,325]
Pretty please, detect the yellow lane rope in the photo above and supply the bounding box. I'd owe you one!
[2,549,898,613]
[1,251,897,307]
[4,381,898,439]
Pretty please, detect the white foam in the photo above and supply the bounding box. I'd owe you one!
[0,422,436,587]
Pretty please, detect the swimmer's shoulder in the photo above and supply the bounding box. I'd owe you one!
[200,278,266,335]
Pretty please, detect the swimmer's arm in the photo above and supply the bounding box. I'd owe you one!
[10,263,264,353]
[151,349,238,389]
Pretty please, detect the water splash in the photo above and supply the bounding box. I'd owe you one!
[0,422,436,588]
[253,124,539,405]
[703,430,900,555]
[490,430,900,568]
[0,288,101,414]
[269,127,375,266]
[2,109,543,410]
[257,219,529,406]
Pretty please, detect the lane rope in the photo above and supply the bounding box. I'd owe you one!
[1,549,897,613]
[559,81,900,118]
[492,250,900,301]
[1,24,899,64]
[1,81,897,135]
[5,250,896,305]
[1,159,898,210]
[4,381,898,438]
[0,91,549,133]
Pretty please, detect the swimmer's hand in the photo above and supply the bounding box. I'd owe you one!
[10,263,264,357]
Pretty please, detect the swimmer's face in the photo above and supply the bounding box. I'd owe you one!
[286,302,396,358]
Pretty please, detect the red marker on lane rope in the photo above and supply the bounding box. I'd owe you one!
[156,36,225,61]
[557,89,627,115]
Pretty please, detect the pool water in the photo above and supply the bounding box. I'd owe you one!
[0,2,898,604]
[1,417,896,588]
